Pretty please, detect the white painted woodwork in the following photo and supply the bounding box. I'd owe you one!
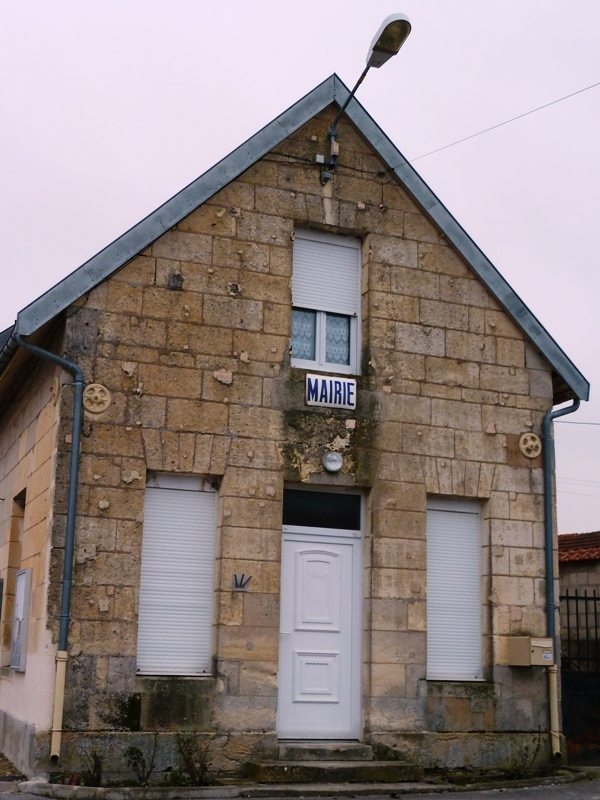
[277,525,361,739]
[137,475,216,675]
[426,498,483,680]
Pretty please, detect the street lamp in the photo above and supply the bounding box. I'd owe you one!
[321,13,411,183]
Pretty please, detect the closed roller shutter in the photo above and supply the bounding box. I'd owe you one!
[137,475,216,675]
[293,230,360,316]
[426,498,482,681]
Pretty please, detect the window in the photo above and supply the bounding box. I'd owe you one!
[10,569,31,672]
[426,498,482,680]
[283,488,361,530]
[136,474,216,676]
[2,491,25,668]
[291,230,361,375]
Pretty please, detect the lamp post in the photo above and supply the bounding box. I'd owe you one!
[322,13,411,183]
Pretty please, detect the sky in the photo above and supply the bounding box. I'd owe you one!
[1,1,599,532]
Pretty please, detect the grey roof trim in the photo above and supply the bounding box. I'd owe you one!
[3,74,589,401]
[339,83,589,401]
[15,76,338,338]
[0,326,14,351]
[0,325,17,374]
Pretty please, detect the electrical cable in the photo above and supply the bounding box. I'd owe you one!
[556,420,600,426]
[409,80,600,163]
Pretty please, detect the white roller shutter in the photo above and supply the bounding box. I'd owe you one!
[293,230,360,315]
[10,569,31,672]
[426,498,482,681]
[137,475,216,675]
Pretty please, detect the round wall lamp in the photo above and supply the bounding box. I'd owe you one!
[322,451,344,473]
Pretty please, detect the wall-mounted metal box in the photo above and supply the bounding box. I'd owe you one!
[507,636,554,666]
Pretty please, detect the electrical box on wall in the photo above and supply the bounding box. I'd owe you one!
[507,636,554,666]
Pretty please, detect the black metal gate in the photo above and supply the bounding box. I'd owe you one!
[560,589,600,763]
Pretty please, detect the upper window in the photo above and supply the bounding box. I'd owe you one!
[283,488,361,530]
[291,230,361,375]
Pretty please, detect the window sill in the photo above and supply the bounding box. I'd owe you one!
[426,677,486,683]
[291,362,358,378]
[135,673,215,680]
[421,679,494,699]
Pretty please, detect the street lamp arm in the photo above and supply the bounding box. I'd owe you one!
[329,64,371,140]
[320,13,411,184]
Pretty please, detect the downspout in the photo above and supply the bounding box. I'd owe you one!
[542,396,580,759]
[14,333,84,762]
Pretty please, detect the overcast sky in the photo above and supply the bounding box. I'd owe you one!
[1,1,599,532]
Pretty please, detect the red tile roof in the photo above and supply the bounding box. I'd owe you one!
[558,532,600,563]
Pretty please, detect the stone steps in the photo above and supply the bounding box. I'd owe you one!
[246,743,423,784]
[278,742,374,762]
[245,760,423,784]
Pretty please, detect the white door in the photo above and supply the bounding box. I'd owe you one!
[277,526,361,739]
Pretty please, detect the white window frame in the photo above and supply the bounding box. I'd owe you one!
[426,498,483,681]
[10,568,31,672]
[136,473,216,676]
[291,230,361,375]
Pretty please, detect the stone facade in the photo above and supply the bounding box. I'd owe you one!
[559,533,600,596]
[0,95,581,780]
[0,342,61,770]
[560,560,600,595]
[558,533,600,676]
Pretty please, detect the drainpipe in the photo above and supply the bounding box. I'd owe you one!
[542,397,580,759]
[14,334,84,762]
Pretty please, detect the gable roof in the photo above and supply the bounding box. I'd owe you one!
[0,75,589,402]
[0,327,13,352]
[559,532,600,563]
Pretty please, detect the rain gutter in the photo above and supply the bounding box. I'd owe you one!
[542,397,581,758]
[14,333,84,762]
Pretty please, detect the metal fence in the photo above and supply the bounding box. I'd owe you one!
[560,589,600,763]
[561,589,600,672]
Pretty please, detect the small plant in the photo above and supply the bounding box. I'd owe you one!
[176,732,211,786]
[528,727,543,770]
[124,732,158,785]
[81,750,103,787]
[163,767,190,786]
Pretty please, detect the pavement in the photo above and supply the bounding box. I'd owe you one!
[10,767,600,799]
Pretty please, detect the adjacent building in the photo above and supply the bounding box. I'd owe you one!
[559,533,600,761]
[559,532,600,595]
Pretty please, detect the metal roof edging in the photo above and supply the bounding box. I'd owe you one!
[0,326,18,374]
[4,74,589,402]
[340,88,589,402]
[15,76,338,338]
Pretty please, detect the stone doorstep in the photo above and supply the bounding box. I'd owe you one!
[244,761,424,784]
[278,742,374,762]
[249,740,424,784]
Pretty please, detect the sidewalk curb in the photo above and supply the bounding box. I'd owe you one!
[17,768,597,798]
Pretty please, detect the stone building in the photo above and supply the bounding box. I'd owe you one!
[559,532,600,595]
[0,76,590,780]
[558,532,600,673]
[558,533,600,758]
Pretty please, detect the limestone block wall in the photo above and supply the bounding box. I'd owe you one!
[560,560,600,596]
[37,109,558,777]
[0,351,61,773]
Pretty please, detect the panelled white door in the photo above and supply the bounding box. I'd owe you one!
[277,526,361,739]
